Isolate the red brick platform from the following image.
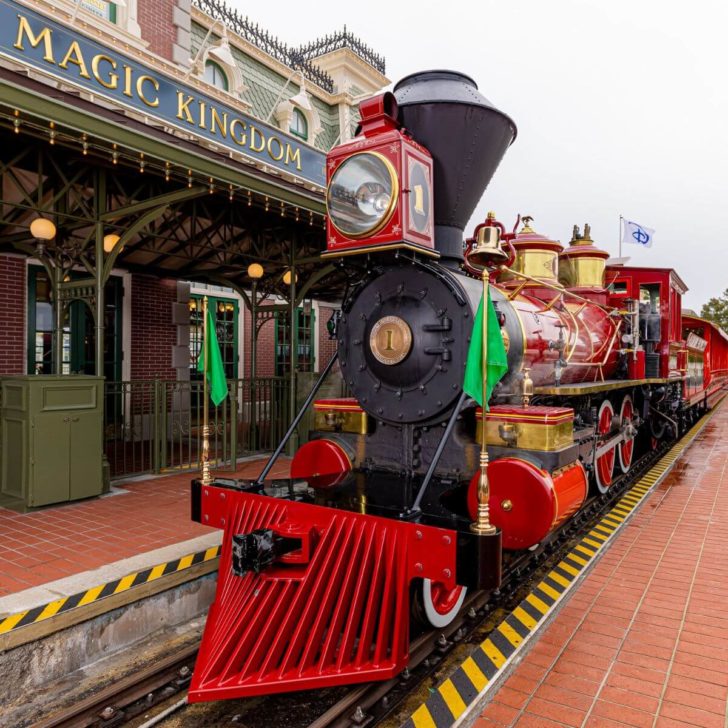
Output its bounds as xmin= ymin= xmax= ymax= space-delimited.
xmin=475 ymin=402 xmax=728 ymax=728
xmin=0 ymin=457 xmax=290 ymax=598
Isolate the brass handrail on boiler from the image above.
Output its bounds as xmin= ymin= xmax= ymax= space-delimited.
xmin=497 ymin=266 xmax=622 ymax=372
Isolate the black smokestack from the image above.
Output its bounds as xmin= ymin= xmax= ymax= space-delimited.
xmin=393 ymin=70 xmax=517 ymax=263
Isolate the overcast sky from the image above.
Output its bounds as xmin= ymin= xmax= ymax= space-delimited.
xmin=232 ymin=0 xmax=727 ymax=311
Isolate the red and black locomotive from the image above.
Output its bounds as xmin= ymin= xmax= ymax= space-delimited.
xmin=189 ymin=70 xmax=728 ymax=701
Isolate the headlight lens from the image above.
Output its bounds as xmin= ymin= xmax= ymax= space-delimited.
xmin=327 ymin=153 xmax=397 ymax=238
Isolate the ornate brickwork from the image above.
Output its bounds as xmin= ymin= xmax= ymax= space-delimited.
xmin=130 ymin=275 xmax=178 ymax=380
xmin=0 ymin=255 xmax=25 ymax=375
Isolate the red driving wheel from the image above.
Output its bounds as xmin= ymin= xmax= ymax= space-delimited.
xmin=618 ymin=395 xmax=635 ymax=474
xmin=594 ymin=400 xmax=616 ymax=493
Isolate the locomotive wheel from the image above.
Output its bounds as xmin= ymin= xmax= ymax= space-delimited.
xmin=617 ymin=395 xmax=635 ymax=474
xmin=411 ymin=579 xmax=467 ymax=628
xmin=594 ymin=400 xmax=616 ymax=493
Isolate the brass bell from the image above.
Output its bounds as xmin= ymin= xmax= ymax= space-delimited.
xmin=467 ymin=212 xmax=509 ymax=270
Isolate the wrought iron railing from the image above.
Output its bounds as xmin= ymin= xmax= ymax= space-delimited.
xmin=104 ymin=377 xmax=290 ymax=479
xmin=192 ymin=0 xmax=336 ymax=92
xmin=296 ymin=26 xmax=386 ymax=75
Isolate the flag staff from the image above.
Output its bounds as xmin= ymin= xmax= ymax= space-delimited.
xmin=619 ymin=215 xmax=623 ymax=259
xmin=473 ymin=263 xmax=496 ymax=535
xmin=201 ymin=295 xmax=212 ymax=486
xmin=465 ymin=213 xmax=508 ymax=535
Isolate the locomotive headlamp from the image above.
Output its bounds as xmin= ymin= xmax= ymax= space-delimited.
xmin=327 ymin=152 xmax=398 ymax=238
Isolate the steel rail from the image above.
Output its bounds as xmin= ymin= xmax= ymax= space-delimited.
xmin=34 ymin=417 xmax=691 ymax=728
xmin=34 ymin=644 xmax=199 ymax=728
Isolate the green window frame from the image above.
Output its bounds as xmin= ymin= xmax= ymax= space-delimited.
xmin=204 ymin=60 xmax=229 ymax=92
xmin=27 ymin=266 xmax=122 ymax=379
xmin=290 ymin=108 xmax=308 ymax=141
xmin=275 ymin=307 xmax=315 ymax=376
xmin=189 ymin=294 xmax=239 ymax=379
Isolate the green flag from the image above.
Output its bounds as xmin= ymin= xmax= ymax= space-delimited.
xmin=463 ymin=289 xmax=508 ymax=409
xmin=198 ymin=307 xmax=228 ymax=406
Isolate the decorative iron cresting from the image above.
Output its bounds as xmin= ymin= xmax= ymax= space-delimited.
xmin=193 ymin=0 xmax=386 ymax=91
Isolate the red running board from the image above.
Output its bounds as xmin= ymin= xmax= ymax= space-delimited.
xmin=188 ymin=488 xmax=457 ymax=701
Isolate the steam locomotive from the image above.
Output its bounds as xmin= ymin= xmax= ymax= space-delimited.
xmin=188 ymin=71 xmax=728 ymax=701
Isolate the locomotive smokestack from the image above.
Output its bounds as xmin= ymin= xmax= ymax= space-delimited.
xmin=393 ymin=70 xmax=517 ymax=263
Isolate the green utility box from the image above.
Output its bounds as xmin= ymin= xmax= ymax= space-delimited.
xmin=0 ymin=376 xmax=104 ymax=510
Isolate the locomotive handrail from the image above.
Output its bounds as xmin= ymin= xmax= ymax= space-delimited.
xmin=410 ymin=391 xmax=468 ymax=516
xmin=254 ymin=352 xmax=339 ymax=486
xmin=562 ymin=303 xmax=580 ymax=363
xmin=498 ymin=266 xmax=620 ymax=314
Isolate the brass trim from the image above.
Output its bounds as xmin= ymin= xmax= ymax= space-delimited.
xmin=321 ymin=242 xmax=440 ymax=259
xmin=500 ymin=266 xmax=617 ymax=313
xmin=534 ymin=377 xmax=681 ymax=396
xmin=314 ymin=410 xmax=368 ymax=435
xmin=369 ymin=315 xmax=413 ymax=365
xmin=326 ymin=150 xmax=400 ymax=240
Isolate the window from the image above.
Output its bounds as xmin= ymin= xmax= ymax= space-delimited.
xmin=276 ymin=308 xmax=314 ymax=376
xmin=608 ymin=279 xmax=629 ymax=295
xmin=79 ymin=0 xmax=117 ymax=23
xmin=204 ymin=60 xmax=229 ymax=92
xmin=290 ymin=108 xmax=308 ymax=140
xmin=189 ymin=295 xmax=238 ymax=379
xmin=27 ymin=266 xmax=122 ymax=378
xmin=639 ymin=284 xmax=661 ymax=314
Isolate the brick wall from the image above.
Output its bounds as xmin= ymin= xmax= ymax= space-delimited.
xmin=242 ymin=303 xmax=277 ymax=379
xmin=130 ymin=274 xmax=177 ymax=379
xmin=138 ymin=0 xmax=176 ymax=61
xmin=0 ymin=255 xmax=25 ymax=375
xmin=242 ymin=302 xmax=340 ymax=378
xmin=318 ymin=305 xmax=338 ymax=371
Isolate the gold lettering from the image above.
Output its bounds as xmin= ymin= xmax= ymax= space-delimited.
xmin=136 ymin=74 xmax=159 ymax=107
xmin=210 ymin=108 xmax=228 ymax=137
xmin=122 ymin=65 xmax=133 ymax=98
xmin=285 ymin=144 xmax=302 ymax=171
xmin=198 ymin=101 xmax=207 ymax=130
xmin=58 ymin=41 xmax=91 ymax=79
xmin=176 ymin=92 xmax=195 ymax=124
xmin=414 ymin=185 xmax=424 ymax=214
xmin=384 ymin=330 xmax=394 ymax=351
xmin=267 ymin=136 xmax=284 ymax=161
xmin=249 ymin=125 xmax=265 ymax=153
xmin=91 ymin=54 xmax=117 ymax=90
xmin=229 ymin=118 xmax=247 ymax=146
xmin=14 ymin=15 xmax=54 ymax=63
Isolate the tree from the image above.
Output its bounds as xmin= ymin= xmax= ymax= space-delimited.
xmin=700 ymin=288 xmax=728 ymax=331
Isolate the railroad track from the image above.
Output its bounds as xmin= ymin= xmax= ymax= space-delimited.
xmin=35 ymin=437 xmax=676 ymax=728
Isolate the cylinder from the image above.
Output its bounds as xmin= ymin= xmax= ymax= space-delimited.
xmin=290 ymin=438 xmax=353 ymax=488
xmin=467 ymin=458 xmax=587 ymax=550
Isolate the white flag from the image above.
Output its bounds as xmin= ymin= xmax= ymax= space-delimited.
xmin=622 ymin=219 xmax=654 ymax=248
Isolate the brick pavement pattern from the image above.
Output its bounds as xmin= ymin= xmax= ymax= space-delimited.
xmin=0 ymin=458 xmax=290 ymax=597
xmin=475 ymin=401 xmax=728 ymax=728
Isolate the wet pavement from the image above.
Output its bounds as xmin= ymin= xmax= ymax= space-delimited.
xmin=473 ymin=402 xmax=728 ymax=728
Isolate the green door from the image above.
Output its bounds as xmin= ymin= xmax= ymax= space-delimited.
xmin=31 ymin=412 xmax=70 ymax=506
xmin=69 ymin=411 xmax=103 ymax=500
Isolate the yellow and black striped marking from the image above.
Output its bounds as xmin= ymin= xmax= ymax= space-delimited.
xmin=403 ymin=408 xmax=718 ymax=728
xmin=0 ymin=546 xmax=220 ymax=635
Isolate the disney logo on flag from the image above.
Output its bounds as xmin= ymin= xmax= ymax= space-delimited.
xmin=622 ymin=219 xmax=655 ymax=248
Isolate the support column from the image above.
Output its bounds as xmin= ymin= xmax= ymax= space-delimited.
xmin=288 ymin=240 xmax=298 ymax=455
xmin=53 ymin=265 xmax=64 ymax=374
xmin=95 ymin=170 xmax=106 ymax=377
xmin=250 ymin=280 xmax=258 ymax=450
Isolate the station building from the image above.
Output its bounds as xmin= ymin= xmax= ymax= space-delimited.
xmin=0 ymin=0 xmax=388 ymax=501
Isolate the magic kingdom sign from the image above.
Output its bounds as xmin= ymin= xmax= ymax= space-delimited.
xmin=0 ymin=0 xmax=326 ymax=186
